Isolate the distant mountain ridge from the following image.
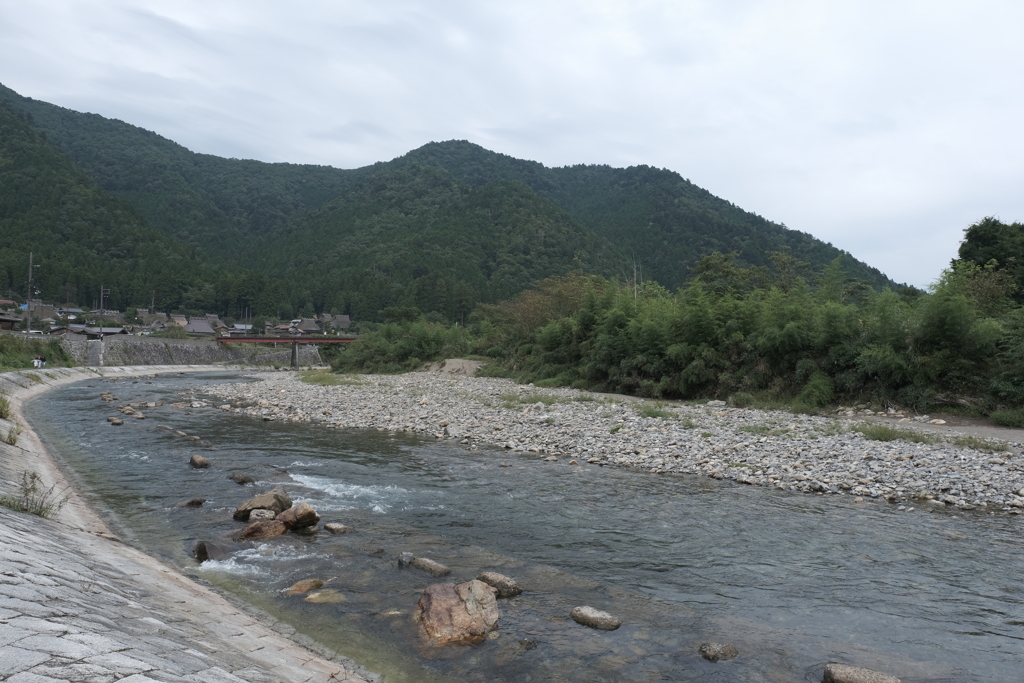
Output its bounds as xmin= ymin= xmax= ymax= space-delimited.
xmin=0 ymin=83 xmax=898 ymax=320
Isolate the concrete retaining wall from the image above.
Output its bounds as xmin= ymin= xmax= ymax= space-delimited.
xmin=57 ymin=335 xmax=321 ymax=367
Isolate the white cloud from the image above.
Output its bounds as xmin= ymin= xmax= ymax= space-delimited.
xmin=1 ymin=0 xmax=1022 ymax=286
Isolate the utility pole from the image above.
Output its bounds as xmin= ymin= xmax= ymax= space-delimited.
xmin=25 ymin=252 xmax=33 ymax=333
xmin=99 ymin=285 xmax=110 ymax=340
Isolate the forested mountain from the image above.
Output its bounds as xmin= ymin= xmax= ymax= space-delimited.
xmin=0 ymin=83 xmax=366 ymax=258
xmin=248 ymin=165 xmax=620 ymax=321
xmin=396 ymin=141 xmax=891 ymax=289
xmin=0 ymin=98 xmax=203 ymax=309
xmin=0 ymin=83 xmax=899 ymax=321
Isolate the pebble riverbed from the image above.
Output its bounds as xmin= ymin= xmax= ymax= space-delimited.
xmin=202 ymin=371 xmax=1024 ymax=513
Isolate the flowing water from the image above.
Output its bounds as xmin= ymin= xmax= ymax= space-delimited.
xmin=24 ymin=373 xmax=1024 ymax=682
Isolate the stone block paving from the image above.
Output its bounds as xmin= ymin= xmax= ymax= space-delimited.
xmin=0 ymin=507 xmax=377 ymax=683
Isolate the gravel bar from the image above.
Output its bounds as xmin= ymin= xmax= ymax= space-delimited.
xmin=205 ymin=371 xmax=1024 ymax=513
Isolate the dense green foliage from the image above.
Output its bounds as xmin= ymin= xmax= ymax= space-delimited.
xmin=331 ymin=320 xmax=473 ymax=373
xmin=334 ymin=247 xmax=1024 ymax=416
xmin=957 ymin=216 xmax=1024 ymax=303
xmin=0 ymin=334 xmax=73 ymax=370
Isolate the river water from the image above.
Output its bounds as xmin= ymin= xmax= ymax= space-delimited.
xmin=24 ymin=372 xmax=1024 ymax=682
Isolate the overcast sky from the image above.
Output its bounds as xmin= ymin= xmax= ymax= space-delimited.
xmin=2 ymin=1 xmax=1023 ymax=287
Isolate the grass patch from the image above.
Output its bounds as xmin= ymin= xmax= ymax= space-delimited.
xmin=738 ymin=424 xmax=772 ymax=435
xmin=636 ymin=402 xmax=675 ymax=419
xmin=852 ymin=423 xmax=937 ymax=444
xmin=701 ymin=432 xmax=715 ymax=438
xmin=21 ymin=372 xmax=41 ymax=384
xmin=0 ymin=471 xmax=69 ymax=518
xmin=298 ymin=369 xmax=363 ymax=386
xmin=990 ymin=409 xmax=1024 ymax=429
xmin=949 ymin=435 xmax=1010 ymax=452
xmin=501 ymin=393 xmax=563 ymax=406
xmin=4 ymin=421 xmax=21 ymax=446
xmin=609 ymin=425 xmax=622 ymax=434
xmin=0 ymin=391 xmax=10 ymax=420
xmin=679 ymin=417 xmax=697 ymax=429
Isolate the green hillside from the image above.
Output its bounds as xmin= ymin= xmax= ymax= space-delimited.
xmin=0 ymin=98 xmax=203 ymax=311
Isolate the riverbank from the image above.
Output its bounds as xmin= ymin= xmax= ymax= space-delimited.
xmin=0 ymin=365 xmax=377 ymax=683
xmin=205 ymin=369 xmax=1024 ymax=512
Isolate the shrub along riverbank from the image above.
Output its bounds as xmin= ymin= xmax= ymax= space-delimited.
xmin=332 ymin=232 xmax=1024 ymax=426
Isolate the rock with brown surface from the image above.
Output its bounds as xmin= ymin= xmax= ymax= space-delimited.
xmin=109 ymin=418 xmax=123 ymax=426
xmin=415 ymin=580 xmax=499 ymax=646
xmin=189 ymin=455 xmax=211 ymax=469
xmin=324 ymin=522 xmax=354 ymax=534
xmin=173 ymin=498 xmax=206 ymax=508
xmin=228 ymin=473 xmax=255 ymax=485
xmin=235 ymin=520 xmax=288 ymax=541
xmin=476 ymin=572 xmax=523 ymax=598
xmin=823 ymin=664 xmax=901 ymax=683
xmin=284 ymin=578 xmax=324 ymax=595
xmin=233 ymin=486 xmax=292 ymax=521
xmin=570 ymin=605 xmax=621 ymax=631
xmin=276 ymin=502 xmax=320 ymax=529
xmin=410 ymin=557 xmax=450 ymax=577
xmin=248 ymin=509 xmax=276 ymax=521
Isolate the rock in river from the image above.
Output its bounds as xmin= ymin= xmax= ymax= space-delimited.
xmin=284 ymin=578 xmax=324 ymax=595
xmin=477 ymin=571 xmax=523 ymax=598
xmin=173 ymin=498 xmax=206 ymax=508
xmin=233 ymin=486 xmax=293 ymax=521
xmin=248 ymin=509 xmax=276 ymax=521
xmin=699 ymin=642 xmax=738 ymax=662
xmin=234 ymin=520 xmax=288 ymax=542
xmin=325 ymin=522 xmax=354 ymax=534
xmin=189 ymin=455 xmax=211 ymax=469
xmin=276 ymin=502 xmax=320 ymax=529
xmin=228 ymin=473 xmax=254 ymax=485
xmin=570 ymin=606 xmax=621 ymax=631
xmin=193 ymin=541 xmax=227 ymax=563
xmin=416 ymin=580 xmax=500 ymax=646
xmin=410 ymin=557 xmax=451 ymax=577
xmin=823 ymin=664 xmax=901 ymax=683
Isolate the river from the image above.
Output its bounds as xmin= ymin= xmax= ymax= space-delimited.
xmin=24 ymin=372 xmax=1024 ymax=682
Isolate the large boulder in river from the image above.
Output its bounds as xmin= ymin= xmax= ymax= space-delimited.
xmin=276 ymin=502 xmax=320 ymax=530
xmin=823 ymin=664 xmax=901 ymax=683
xmin=234 ymin=520 xmax=288 ymax=542
xmin=570 ymin=605 xmax=621 ymax=631
xmin=248 ymin=509 xmax=276 ymax=521
xmin=476 ymin=572 xmax=522 ymax=598
xmin=233 ymin=486 xmax=292 ymax=521
xmin=415 ymin=580 xmax=499 ymax=646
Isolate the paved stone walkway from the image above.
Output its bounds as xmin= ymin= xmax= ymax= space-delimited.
xmin=0 ymin=366 xmax=376 ymax=683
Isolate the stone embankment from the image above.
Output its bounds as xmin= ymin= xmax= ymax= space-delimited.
xmin=206 ymin=370 xmax=1024 ymax=512
xmin=0 ymin=366 xmax=376 ymax=683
